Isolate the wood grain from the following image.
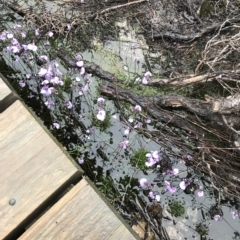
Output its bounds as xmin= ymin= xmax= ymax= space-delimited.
xmin=19 ymin=179 xmax=136 ymax=240
xmin=0 ymin=100 xmax=80 ymax=239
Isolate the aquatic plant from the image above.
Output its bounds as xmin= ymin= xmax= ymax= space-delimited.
xmin=168 ymin=200 xmax=185 ymax=217
xmin=130 ymin=148 xmax=148 ymax=170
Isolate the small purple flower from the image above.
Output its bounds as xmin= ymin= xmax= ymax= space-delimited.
xmin=45 ymin=100 xmax=54 ymax=108
xmin=134 ymin=105 xmax=141 ymax=112
xmin=76 ymin=61 xmax=83 ymax=67
xmin=145 ymin=151 xmax=160 ymax=167
xmin=145 ymin=119 xmax=151 ymax=123
xmin=167 ymin=168 xmax=179 ymax=175
xmin=35 ymin=28 xmax=39 ymax=36
xmin=77 ymin=157 xmax=84 ymax=164
xmin=155 ymin=195 xmax=161 ymax=202
xmin=231 ymin=210 xmax=238 ymax=219
xmin=97 ymin=97 xmax=105 ymax=104
xmin=80 ymin=67 xmax=85 ymax=75
xmin=139 ymin=178 xmax=148 ymax=188
xmin=53 ymin=123 xmax=60 ymax=129
xmin=67 ymin=101 xmax=73 ymax=109
xmin=38 ymin=68 xmax=48 ymax=77
xmin=21 ymin=32 xmax=26 ymax=38
xmin=134 ymin=121 xmax=142 ymax=129
xmin=124 ymin=127 xmax=130 ymax=135
xmin=179 ymin=180 xmax=188 ymax=190
xmin=40 ymin=86 xmax=55 ymax=96
xmin=119 ymin=140 xmax=129 ymax=149
xmin=97 ymin=109 xmax=106 ymax=121
xmin=142 ymin=71 xmax=152 ymax=85
xmin=27 ymin=43 xmax=37 ymax=51
xmin=149 ymin=191 xmax=155 ymax=199
xmin=214 ymin=215 xmax=221 ymax=221
xmin=7 ymin=45 xmax=20 ymax=53
xmin=12 ymin=24 xmax=21 ymax=29
xmin=47 ymin=31 xmax=54 ymax=37
xmin=75 ymin=54 xmax=82 ymax=61
xmin=39 ymin=55 xmax=48 ymax=61
xmin=134 ymin=56 xmax=140 ymax=62
xmin=197 ymin=187 xmax=204 ymax=197
xmin=67 ymin=24 xmax=71 ymax=31
xmin=7 ymin=32 xmax=14 ymax=39
xmin=128 ymin=118 xmax=134 ymax=123
xmin=19 ymin=80 xmax=26 ymax=88
xmin=11 ymin=38 xmax=18 ymax=45
xmin=165 ymin=181 xmax=176 ymax=193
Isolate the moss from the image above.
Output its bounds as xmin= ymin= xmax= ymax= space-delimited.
xmin=195 ymin=222 xmax=209 ymax=236
xmin=130 ymin=148 xmax=148 ymax=170
xmin=168 ymin=200 xmax=185 ymax=217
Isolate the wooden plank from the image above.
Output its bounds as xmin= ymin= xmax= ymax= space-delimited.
xmin=0 ymin=75 xmax=17 ymax=112
xmin=0 ymin=100 xmax=81 ymax=239
xmin=19 ymin=179 xmax=137 ymax=240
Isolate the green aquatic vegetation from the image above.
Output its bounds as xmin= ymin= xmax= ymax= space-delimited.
xmin=195 ymin=222 xmax=209 ymax=236
xmin=130 ymin=148 xmax=148 ymax=170
xmin=168 ymin=200 xmax=185 ymax=217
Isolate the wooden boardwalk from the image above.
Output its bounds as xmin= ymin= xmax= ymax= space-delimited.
xmin=0 ymin=75 xmax=138 ymax=240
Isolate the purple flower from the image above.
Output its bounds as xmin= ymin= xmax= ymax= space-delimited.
xmin=27 ymin=43 xmax=37 ymax=51
xmin=97 ymin=109 xmax=106 ymax=121
xmin=77 ymin=157 xmax=84 ymax=164
xmin=76 ymin=61 xmax=83 ymax=67
xmin=11 ymin=38 xmax=18 ymax=45
xmin=67 ymin=24 xmax=71 ymax=31
xmin=197 ymin=187 xmax=204 ymax=197
xmin=47 ymin=31 xmax=54 ymax=37
xmin=80 ymin=67 xmax=85 ymax=75
xmin=39 ymin=55 xmax=48 ymax=61
xmin=167 ymin=168 xmax=179 ymax=175
xmin=145 ymin=151 xmax=160 ymax=167
xmin=53 ymin=123 xmax=60 ymax=129
xmin=145 ymin=119 xmax=151 ymax=123
xmin=45 ymin=100 xmax=54 ymax=108
xmin=124 ymin=127 xmax=130 ymax=135
xmin=97 ymin=97 xmax=105 ymax=104
xmin=40 ymin=86 xmax=55 ymax=96
xmin=7 ymin=45 xmax=20 ymax=53
xmin=139 ymin=178 xmax=148 ymax=188
xmin=179 ymin=180 xmax=188 ymax=190
xmin=165 ymin=181 xmax=176 ymax=193
xmin=155 ymin=195 xmax=161 ymax=202
xmin=75 ymin=54 xmax=82 ymax=61
xmin=7 ymin=32 xmax=14 ymax=39
xmin=119 ymin=140 xmax=129 ymax=149
xmin=12 ymin=24 xmax=21 ymax=29
xmin=134 ymin=56 xmax=140 ymax=62
xmin=142 ymin=71 xmax=152 ymax=84
xmin=214 ymin=215 xmax=221 ymax=221
xmin=35 ymin=28 xmax=40 ymax=36
xmin=67 ymin=101 xmax=73 ymax=109
xmin=38 ymin=68 xmax=48 ymax=77
xmin=134 ymin=121 xmax=142 ymax=129
xmin=149 ymin=191 xmax=155 ymax=199
xmin=19 ymin=80 xmax=26 ymax=88
xmin=21 ymin=32 xmax=26 ymax=38
xmin=231 ymin=210 xmax=238 ymax=219
xmin=134 ymin=105 xmax=141 ymax=112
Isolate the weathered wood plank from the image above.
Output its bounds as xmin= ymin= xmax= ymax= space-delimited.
xmin=0 ymin=100 xmax=81 ymax=239
xmin=0 ymin=75 xmax=17 ymax=112
xmin=19 ymin=178 xmax=137 ymax=240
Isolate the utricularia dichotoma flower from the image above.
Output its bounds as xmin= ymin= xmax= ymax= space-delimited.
xmin=96 ymin=97 xmax=106 ymax=121
xmin=145 ymin=151 xmax=161 ymax=167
